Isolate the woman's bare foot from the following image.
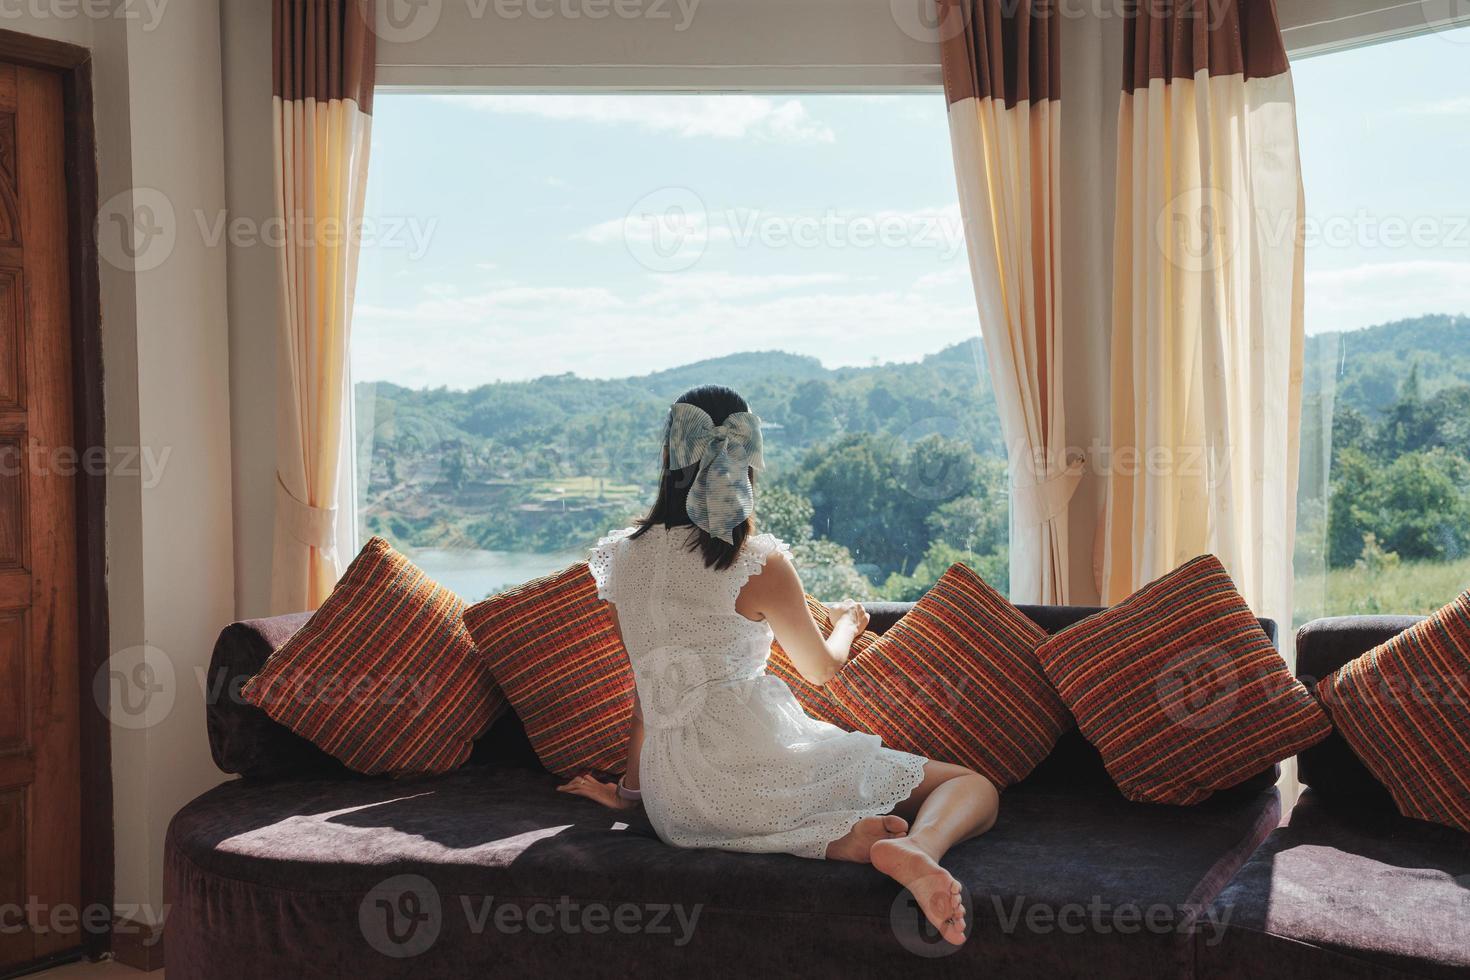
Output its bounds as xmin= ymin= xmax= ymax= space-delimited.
xmin=870 ymin=837 xmax=966 ymax=945
xmin=825 ymin=814 xmax=909 ymax=863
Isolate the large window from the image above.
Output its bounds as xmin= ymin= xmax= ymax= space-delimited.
xmin=1292 ymin=25 xmax=1470 ymax=625
xmin=353 ymin=93 xmax=1007 ymax=601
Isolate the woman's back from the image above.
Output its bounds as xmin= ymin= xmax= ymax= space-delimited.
xmin=591 ymin=524 xmax=789 ymax=687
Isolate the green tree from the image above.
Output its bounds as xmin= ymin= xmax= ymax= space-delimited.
xmin=798 ymin=433 xmax=915 ymax=580
xmin=1330 ymin=447 xmax=1470 ymax=566
xmin=758 ymin=483 xmax=816 ymax=543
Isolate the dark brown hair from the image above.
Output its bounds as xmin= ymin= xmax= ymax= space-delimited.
xmin=630 ymin=385 xmax=754 ymax=570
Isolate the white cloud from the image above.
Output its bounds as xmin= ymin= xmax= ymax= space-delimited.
xmin=351 ymin=273 xmax=979 ymax=389
xmin=1305 ymin=260 xmax=1470 ymax=335
xmin=437 ymin=94 xmax=835 ymax=144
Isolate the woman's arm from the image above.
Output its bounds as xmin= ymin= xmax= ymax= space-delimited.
xmin=737 ymin=551 xmax=868 ymax=687
xmin=622 ymin=690 xmax=644 ymax=792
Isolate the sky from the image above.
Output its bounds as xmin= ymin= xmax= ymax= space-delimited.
xmin=353 ymin=26 xmax=1470 ymax=391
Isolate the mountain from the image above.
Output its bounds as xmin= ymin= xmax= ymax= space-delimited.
xmin=1304 ymin=313 xmax=1470 ymax=416
xmin=640 ymin=350 xmax=830 ymax=400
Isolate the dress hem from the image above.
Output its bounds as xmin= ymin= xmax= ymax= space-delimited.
xmin=795 ymin=752 xmax=930 ymax=861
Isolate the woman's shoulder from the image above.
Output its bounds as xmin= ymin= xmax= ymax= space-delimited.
xmin=736 ymin=532 xmax=793 ymax=574
xmin=587 ymin=525 xmax=640 ymax=600
xmin=592 ymin=525 xmax=640 ymax=552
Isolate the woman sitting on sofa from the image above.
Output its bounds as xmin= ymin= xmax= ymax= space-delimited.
xmin=557 ymin=384 xmax=999 ymax=945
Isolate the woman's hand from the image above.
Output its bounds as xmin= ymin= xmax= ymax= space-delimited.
xmin=556 ymin=773 xmax=638 ymax=810
xmin=828 ymin=599 xmax=870 ymax=634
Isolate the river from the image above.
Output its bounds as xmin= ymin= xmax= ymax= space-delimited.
xmin=408 ymin=546 xmax=585 ymax=602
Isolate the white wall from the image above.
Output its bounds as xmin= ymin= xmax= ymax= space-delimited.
xmin=0 ymin=0 xmax=237 ymax=927
xmin=376 ymin=0 xmax=942 ymax=88
xmin=117 ymin=0 xmax=236 ymax=925
xmin=220 ymin=0 xmax=277 ymax=621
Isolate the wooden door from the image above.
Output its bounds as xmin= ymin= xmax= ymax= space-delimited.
xmin=0 ymin=60 xmax=81 ymax=972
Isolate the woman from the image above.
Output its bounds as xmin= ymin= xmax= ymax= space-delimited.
xmin=558 ymin=384 xmax=998 ymax=944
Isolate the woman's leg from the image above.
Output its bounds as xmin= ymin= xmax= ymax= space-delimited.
xmin=824 ymin=814 xmax=909 ymax=862
xmin=872 ymin=761 xmax=999 ymax=945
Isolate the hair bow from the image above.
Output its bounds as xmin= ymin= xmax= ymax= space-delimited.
xmin=666 ymin=403 xmax=764 ymax=543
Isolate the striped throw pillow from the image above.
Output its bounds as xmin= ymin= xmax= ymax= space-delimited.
xmin=826 ymin=563 xmax=1071 ymax=788
xmin=1036 ymin=555 xmax=1330 ymax=805
xmin=241 ymin=537 xmax=504 ymax=776
xmin=1316 ymin=590 xmax=1470 ymax=832
xmin=464 ymin=562 xmax=635 ymax=777
xmin=767 ymin=594 xmax=874 ymax=729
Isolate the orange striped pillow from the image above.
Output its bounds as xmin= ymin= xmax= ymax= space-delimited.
xmin=826 ymin=564 xmax=1071 ymax=788
xmin=767 ymin=594 xmax=874 ymax=729
xmin=1036 ymin=555 xmax=1330 ymax=805
xmin=464 ymin=562 xmax=634 ymax=777
xmin=241 ymin=537 xmax=504 ymax=776
xmin=1316 ymin=590 xmax=1470 ymax=832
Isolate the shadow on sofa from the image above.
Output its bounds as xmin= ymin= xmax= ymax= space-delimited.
xmin=166 ymin=604 xmax=1293 ymax=979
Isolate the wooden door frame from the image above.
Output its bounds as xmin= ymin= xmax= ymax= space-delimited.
xmin=0 ymin=28 xmax=109 ymax=963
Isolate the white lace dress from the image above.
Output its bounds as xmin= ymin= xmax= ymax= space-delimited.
xmin=589 ymin=525 xmax=928 ymax=859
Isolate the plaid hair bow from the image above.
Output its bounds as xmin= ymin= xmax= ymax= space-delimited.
xmin=666 ymin=403 xmax=764 ymax=543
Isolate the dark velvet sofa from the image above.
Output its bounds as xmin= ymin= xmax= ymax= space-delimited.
xmin=162 ymin=605 xmax=1462 ymax=979
xmin=1200 ymin=616 xmax=1470 ymax=980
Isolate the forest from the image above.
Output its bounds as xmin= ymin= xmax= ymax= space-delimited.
xmin=356 ymin=313 xmax=1470 ymax=612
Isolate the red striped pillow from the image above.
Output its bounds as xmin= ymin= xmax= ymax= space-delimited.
xmin=1316 ymin=590 xmax=1470 ymax=832
xmin=1036 ymin=555 xmax=1329 ymax=805
xmin=241 ymin=537 xmax=504 ymax=776
xmin=464 ymin=562 xmax=634 ymax=777
xmin=826 ymin=564 xmax=1071 ymax=788
xmin=767 ymin=594 xmax=873 ymax=729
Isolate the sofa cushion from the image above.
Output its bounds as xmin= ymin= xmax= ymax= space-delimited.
xmin=208 ymin=611 xmax=344 ymax=779
xmin=464 ymin=562 xmax=634 ymax=777
xmin=165 ymin=766 xmax=1281 ymax=979
xmin=1316 ymin=590 xmax=1470 ymax=833
xmin=240 ymin=538 xmax=503 ymax=776
xmin=826 ymin=563 xmax=1072 ymax=788
xmin=1201 ymin=789 xmax=1470 ymax=980
xmin=1036 ymin=555 xmax=1330 ymax=804
xmin=207 ymin=602 xmax=1280 ymax=792
xmin=1295 ymin=615 xmax=1422 ymax=803
xmin=766 ymin=593 xmax=873 ymax=729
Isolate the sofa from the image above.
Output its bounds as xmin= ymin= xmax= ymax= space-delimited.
xmin=163 ymin=606 xmax=1466 ymax=979
xmin=1200 ymin=616 xmax=1470 ymax=980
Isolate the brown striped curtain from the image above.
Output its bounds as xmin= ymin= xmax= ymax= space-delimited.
xmin=1100 ymin=0 xmax=1305 ymax=641
xmin=940 ymin=0 xmax=1078 ymax=604
xmin=270 ymin=0 xmax=376 ymax=613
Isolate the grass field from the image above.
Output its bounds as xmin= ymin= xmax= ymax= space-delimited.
xmin=1294 ymin=556 xmax=1470 ymax=626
